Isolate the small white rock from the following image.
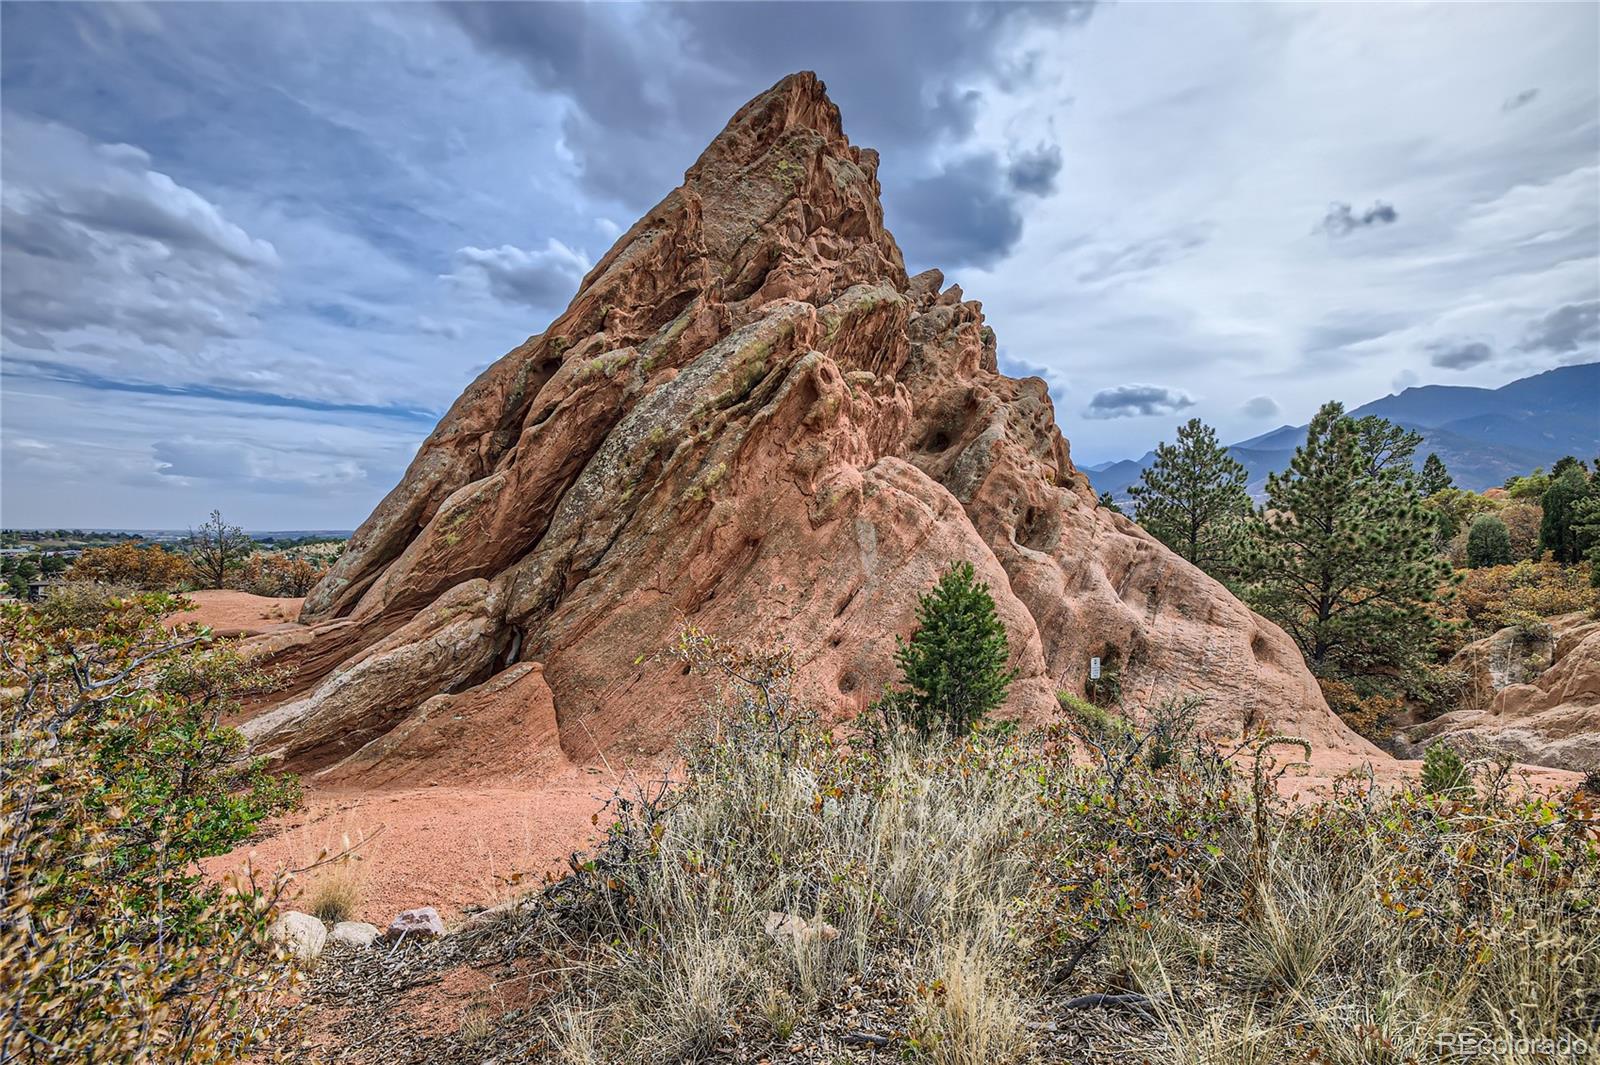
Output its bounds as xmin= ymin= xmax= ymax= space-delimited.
xmin=330 ymin=920 xmax=381 ymax=948
xmin=268 ymin=910 xmax=327 ymax=962
xmin=384 ymin=906 xmax=446 ymax=941
xmin=764 ymin=910 xmax=840 ymax=947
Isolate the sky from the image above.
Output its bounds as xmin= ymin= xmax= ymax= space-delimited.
xmin=2 ymin=2 xmax=1596 ymax=528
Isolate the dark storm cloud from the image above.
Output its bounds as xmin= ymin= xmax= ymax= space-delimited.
xmin=1083 ymin=383 xmax=1196 ymax=420
xmin=1425 ymin=338 xmax=1494 ymax=370
xmin=1319 ymin=200 xmax=1398 ymax=237
xmin=1517 ymin=300 xmax=1600 ymax=354
xmin=1007 ymin=144 xmax=1064 ymax=195
xmin=892 ymin=153 xmax=1025 ymax=270
xmin=438 ymin=1 xmax=1088 ymax=266
xmin=1502 ymin=88 xmax=1540 ymax=112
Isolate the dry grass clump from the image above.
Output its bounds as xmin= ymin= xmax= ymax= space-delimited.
xmin=483 ymin=634 xmax=1599 ymax=1064
xmin=306 ymin=863 xmax=363 ymax=926
xmin=905 ymin=919 xmax=1029 ymax=1065
xmin=301 ymin=828 xmax=372 ymax=925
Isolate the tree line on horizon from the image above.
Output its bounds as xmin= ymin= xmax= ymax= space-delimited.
xmin=1 ymin=511 xmax=337 ymax=600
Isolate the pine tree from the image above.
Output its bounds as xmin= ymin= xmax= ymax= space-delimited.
xmin=1351 ymin=416 xmax=1423 ymax=484
xmin=1539 ymin=467 xmax=1593 ymax=564
xmin=1097 ymin=491 xmax=1123 ymax=515
xmin=1571 ymin=492 xmax=1600 ymax=587
xmin=1129 ymin=418 xmax=1251 ymax=577
xmin=883 ymin=561 xmax=1016 ymax=738
xmin=1465 ymin=514 xmax=1512 ymax=568
xmin=1418 ymin=453 xmax=1453 ymax=496
xmin=1239 ymin=403 xmax=1446 ymax=688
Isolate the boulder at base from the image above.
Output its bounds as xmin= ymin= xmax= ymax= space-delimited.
xmin=331 ymin=921 xmax=381 ymax=949
xmin=240 ymin=71 xmax=1381 ymax=786
xmin=268 ymin=911 xmax=327 ymax=963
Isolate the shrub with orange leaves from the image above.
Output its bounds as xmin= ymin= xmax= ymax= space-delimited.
xmin=1442 ymin=558 xmax=1599 ymax=639
xmin=66 ymin=542 xmax=192 ymax=590
xmin=229 ymin=553 xmax=327 ymax=597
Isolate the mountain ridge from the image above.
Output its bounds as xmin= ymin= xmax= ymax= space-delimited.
xmin=1092 ymin=362 xmax=1599 ymax=501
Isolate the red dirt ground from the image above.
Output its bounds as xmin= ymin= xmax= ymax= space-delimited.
xmin=169 ymin=589 xmax=304 ymax=637
xmin=206 ymin=763 xmax=658 ymax=924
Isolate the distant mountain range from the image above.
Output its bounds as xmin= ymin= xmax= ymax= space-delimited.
xmin=1087 ymin=362 xmax=1600 ymax=501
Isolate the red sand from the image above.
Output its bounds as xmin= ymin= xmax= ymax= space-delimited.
xmin=169 ymin=589 xmax=304 ymax=637
xmin=208 ymin=765 xmax=629 ymax=924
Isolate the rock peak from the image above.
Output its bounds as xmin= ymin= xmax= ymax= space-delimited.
xmin=251 ymin=73 xmax=1378 ymax=786
xmin=700 ymin=71 xmax=843 ymax=154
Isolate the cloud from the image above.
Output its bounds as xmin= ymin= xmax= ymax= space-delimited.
xmin=1083 ymin=383 xmax=1196 ymax=420
xmin=1319 ymin=200 xmax=1398 ymax=237
xmin=446 ymin=240 xmax=590 ymax=310
xmin=4 ymin=2 xmax=1598 ymax=521
xmin=1502 ymin=88 xmax=1539 ymax=112
xmin=1075 ymin=227 xmax=1210 ymax=285
xmin=1301 ymin=310 xmax=1411 ymax=353
xmin=439 ymin=2 xmax=1091 ymax=266
xmin=997 ymin=350 xmax=1070 ymax=401
xmin=1517 ymin=300 xmax=1600 ymax=354
xmin=1392 ymin=370 xmax=1420 ymax=392
xmin=5 ymin=356 xmax=440 ymax=423
xmin=1426 ymin=338 xmax=1495 ymax=369
xmin=1006 ymin=144 xmax=1063 ymax=195
xmin=1240 ymin=395 xmax=1280 ymax=418
xmin=416 ymin=315 xmax=465 ymax=340
xmin=153 ymin=435 xmax=367 ymax=492
xmin=1 ymin=112 xmax=278 ymax=350
xmin=892 ymin=153 xmax=1026 ymax=269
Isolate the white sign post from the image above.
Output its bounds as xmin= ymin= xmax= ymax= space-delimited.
xmin=1089 ymin=657 xmax=1101 ymax=680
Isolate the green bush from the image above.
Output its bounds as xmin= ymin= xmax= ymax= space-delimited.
xmin=1057 ymin=690 xmax=1130 ymax=742
xmin=1420 ymin=741 xmax=1468 ymax=796
xmin=1 ymin=593 xmax=301 ymax=1061
xmin=876 ymin=561 xmax=1016 ymax=738
xmin=1465 ymin=514 xmax=1512 ymax=568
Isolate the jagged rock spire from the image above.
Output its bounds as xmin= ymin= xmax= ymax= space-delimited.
xmin=248 ymin=73 xmax=1378 ymax=783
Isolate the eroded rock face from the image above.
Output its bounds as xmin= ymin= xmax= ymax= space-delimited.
xmin=246 ymin=71 xmax=1378 ymax=782
xmin=1401 ymin=613 xmax=1600 ymax=772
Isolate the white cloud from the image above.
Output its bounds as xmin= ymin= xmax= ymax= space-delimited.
xmin=964 ymin=2 xmax=1598 ymax=460
xmin=446 ymin=239 xmax=590 ymax=310
xmin=1 ymin=112 xmax=278 ymax=351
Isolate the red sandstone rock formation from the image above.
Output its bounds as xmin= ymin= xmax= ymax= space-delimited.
xmin=243 ymin=72 xmax=1380 ymax=781
xmin=1400 ymin=612 xmax=1600 ymax=772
